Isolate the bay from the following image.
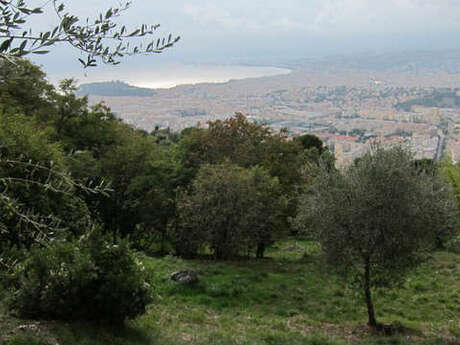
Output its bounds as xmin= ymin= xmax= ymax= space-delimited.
xmin=74 ymin=63 xmax=291 ymax=90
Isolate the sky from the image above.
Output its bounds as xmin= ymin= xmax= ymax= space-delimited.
xmin=21 ymin=0 xmax=460 ymax=82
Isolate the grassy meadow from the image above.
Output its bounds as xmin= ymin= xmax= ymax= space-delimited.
xmin=1 ymin=239 xmax=459 ymax=345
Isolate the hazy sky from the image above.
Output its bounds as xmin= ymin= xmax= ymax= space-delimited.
xmin=23 ymin=0 xmax=460 ymax=80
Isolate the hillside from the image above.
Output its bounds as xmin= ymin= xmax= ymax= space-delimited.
xmin=1 ymin=239 xmax=459 ymax=345
xmin=285 ymin=50 xmax=460 ymax=74
xmin=77 ymin=81 xmax=156 ymax=97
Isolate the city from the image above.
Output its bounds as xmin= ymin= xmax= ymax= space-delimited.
xmin=84 ymin=51 xmax=460 ymax=166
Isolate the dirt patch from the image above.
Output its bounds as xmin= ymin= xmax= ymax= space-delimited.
xmin=285 ymin=317 xmax=447 ymax=344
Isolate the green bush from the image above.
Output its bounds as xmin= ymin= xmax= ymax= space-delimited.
xmin=445 ymin=233 xmax=460 ymax=253
xmin=8 ymin=234 xmax=152 ymax=324
xmin=0 ymin=244 xmax=26 ymax=291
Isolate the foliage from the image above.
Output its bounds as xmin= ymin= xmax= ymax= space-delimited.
xmin=413 ymin=158 xmax=437 ymax=176
xmin=96 ymin=125 xmax=180 ymax=242
xmin=5 ymin=334 xmax=50 ymax=345
xmin=0 ymin=58 xmax=185 ymax=254
xmin=177 ymin=113 xmax=305 ymax=189
xmin=178 ymin=113 xmax=272 ymax=169
xmin=77 ymin=81 xmax=156 ymax=97
xmin=0 ymin=243 xmax=25 ymax=288
xmin=294 ymin=134 xmax=325 ymax=154
xmin=294 ymin=145 xmax=458 ymax=327
xmin=176 ymin=113 xmax=308 ymax=235
xmin=124 ymin=151 xmax=182 ymax=253
xmin=0 ymin=0 xmax=179 ymax=67
xmin=395 ymin=89 xmax=460 ymax=111
xmin=0 ymin=57 xmax=120 ymax=152
xmin=441 ymin=159 xmax=460 ymax=213
xmin=0 ymin=59 xmax=54 ymax=117
xmin=7 ymin=232 xmax=152 ymax=323
xmin=0 ymin=111 xmax=101 ymax=247
xmin=440 ymin=159 xmax=460 ymax=252
xmin=174 ymin=163 xmax=285 ymax=259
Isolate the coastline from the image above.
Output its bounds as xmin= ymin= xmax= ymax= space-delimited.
xmin=87 ymin=64 xmax=292 ymax=90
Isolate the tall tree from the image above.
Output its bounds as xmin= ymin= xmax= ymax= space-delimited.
xmin=177 ymin=113 xmax=306 ymax=229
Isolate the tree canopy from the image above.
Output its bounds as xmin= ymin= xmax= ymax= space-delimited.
xmin=294 ymin=145 xmax=458 ymax=328
xmin=174 ymin=163 xmax=286 ymax=259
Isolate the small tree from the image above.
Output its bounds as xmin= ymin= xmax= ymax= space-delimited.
xmin=174 ymin=163 xmax=285 ymax=259
xmin=294 ymin=145 xmax=458 ymax=328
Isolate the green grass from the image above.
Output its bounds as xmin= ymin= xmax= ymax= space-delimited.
xmin=5 ymin=335 xmax=49 ymax=345
xmin=1 ymin=239 xmax=459 ymax=345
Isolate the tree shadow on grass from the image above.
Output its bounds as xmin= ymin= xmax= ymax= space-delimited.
xmin=52 ymin=320 xmax=162 ymax=345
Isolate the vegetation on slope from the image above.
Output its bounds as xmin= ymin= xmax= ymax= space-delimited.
xmin=77 ymin=81 xmax=156 ymax=98
xmin=0 ymin=33 xmax=459 ymax=345
xmin=1 ymin=239 xmax=459 ymax=345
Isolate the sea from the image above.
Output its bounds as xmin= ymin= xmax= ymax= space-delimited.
xmin=70 ymin=63 xmax=291 ymax=90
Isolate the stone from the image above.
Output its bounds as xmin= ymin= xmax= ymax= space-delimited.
xmin=170 ymin=269 xmax=199 ymax=285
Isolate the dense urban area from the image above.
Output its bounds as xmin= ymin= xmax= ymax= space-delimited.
xmin=82 ymin=51 xmax=460 ymax=166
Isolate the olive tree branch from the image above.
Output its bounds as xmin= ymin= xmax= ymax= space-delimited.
xmin=0 ymin=0 xmax=180 ymax=67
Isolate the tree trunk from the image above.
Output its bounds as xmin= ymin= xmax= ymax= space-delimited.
xmin=215 ymin=245 xmax=223 ymax=260
xmin=256 ymin=242 xmax=265 ymax=259
xmin=160 ymin=229 xmax=166 ymax=255
xmin=364 ymin=259 xmax=377 ymax=328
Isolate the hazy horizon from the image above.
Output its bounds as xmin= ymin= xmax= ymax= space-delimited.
xmin=21 ymin=0 xmax=460 ymax=82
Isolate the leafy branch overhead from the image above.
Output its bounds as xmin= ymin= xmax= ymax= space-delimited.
xmin=0 ymin=0 xmax=180 ymax=67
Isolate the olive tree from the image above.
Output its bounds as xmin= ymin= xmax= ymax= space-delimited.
xmin=294 ymin=145 xmax=458 ymax=328
xmin=0 ymin=0 xmax=179 ymax=67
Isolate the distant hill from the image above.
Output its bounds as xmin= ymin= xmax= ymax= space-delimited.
xmin=287 ymin=50 xmax=460 ymax=74
xmin=77 ymin=81 xmax=155 ymax=97
xmin=395 ymin=88 xmax=460 ymax=111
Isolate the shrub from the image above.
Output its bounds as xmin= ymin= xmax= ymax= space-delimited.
xmin=445 ymin=233 xmax=460 ymax=253
xmin=0 ymin=244 xmax=26 ymax=289
xmin=8 ymin=233 xmax=152 ymax=324
xmin=6 ymin=334 xmax=50 ymax=345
